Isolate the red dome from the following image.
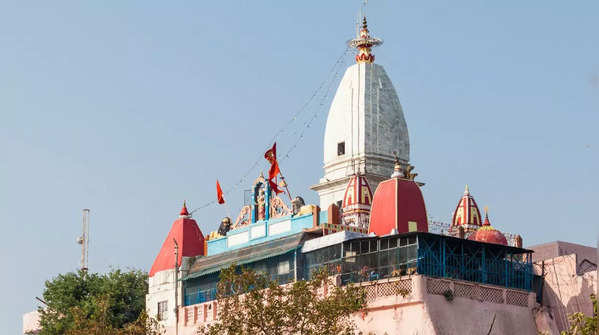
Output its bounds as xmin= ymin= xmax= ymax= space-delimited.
xmin=451 ymin=185 xmax=482 ymax=229
xmin=369 ymin=176 xmax=428 ymax=236
xmin=468 ymin=212 xmax=507 ymax=246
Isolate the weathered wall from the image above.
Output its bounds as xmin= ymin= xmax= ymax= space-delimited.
xmin=534 ymin=253 xmax=597 ymax=332
xmin=353 ymin=276 xmax=538 ymax=335
xmin=147 ymin=267 xmax=183 ymax=334
xmin=174 ymin=275 xmax=541 ymax=335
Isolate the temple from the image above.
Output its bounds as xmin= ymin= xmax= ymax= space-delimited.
xmin=142 ymin=16 xmax=595 ymax=335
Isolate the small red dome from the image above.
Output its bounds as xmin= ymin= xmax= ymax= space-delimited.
xmin=451 ymin=185 xmax=482 ymax=229
xmin=179 ymin=201 xmax=189 ymax=217
xmin=369 ymin=176 xmax=428 ymax=236
xmin=468 ymin=211 xmax=507 ymax=246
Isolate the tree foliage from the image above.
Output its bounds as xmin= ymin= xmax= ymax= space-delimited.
xmin=198 ymin=265 xmax=367 ymax=335
xmin=39 ymin=269 xmax=158 ymax=335
xmin=67 ymin=295 xmax=162 ymax=335
xmin=561 ymin=294 xmax=598 ymax=335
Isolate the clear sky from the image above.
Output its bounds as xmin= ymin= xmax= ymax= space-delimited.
xmin=1 ymin=1 xmax=598 ymax=333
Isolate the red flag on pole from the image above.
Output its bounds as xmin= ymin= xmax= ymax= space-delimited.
xmin=264 ymin=142 xmax=277 ymax=164
xmin=269 ymin=179 xmax=284 ymax=194
xmin=265 ymin=143 xmax=280 ymax=179
xmin=216 ymin=180 xmax=225 ymax=204
xmin=268 ymin=160 xmax=280 ymax=180
xmin=264 ymin=142 xmax=289 ymax=198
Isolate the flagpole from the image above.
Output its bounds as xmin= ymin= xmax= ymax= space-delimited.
xmin=223 ymin=200 xmax=232 ymax=219
xmin=264 ymin=142 xmax=292 ymax=202
xmin=278 ymin=170 xmax=293 ymax=202
xmin=216 ymin=180 xmax=231 ymax=219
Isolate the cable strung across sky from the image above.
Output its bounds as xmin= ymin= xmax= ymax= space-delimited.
xmin=190 ymin=46 xmax=352 ymax=214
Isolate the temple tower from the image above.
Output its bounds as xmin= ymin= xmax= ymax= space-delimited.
xmin=311 ymin=17 xmax=410 ymax=209
xmin=450 ymin=185 xmax=483 ymax=237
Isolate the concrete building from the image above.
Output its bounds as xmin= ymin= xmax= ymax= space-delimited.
xmin=530 ymin=241 xmax=597 ymax=333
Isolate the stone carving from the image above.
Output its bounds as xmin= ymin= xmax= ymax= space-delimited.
xmin=232 ymin=205 xmax=251 ymax=229
xmin=270 ymin=195 xmax=291 ymax=218
xmin=218 ymin=217 xmax=232 ymax=236
xmin=257 ymin=188 xmax=266 ymax=221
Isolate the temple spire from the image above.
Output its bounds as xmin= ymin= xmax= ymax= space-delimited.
xmin=179 ymin=201 xmax=189 ymax=217
xmin=483 ymin=206 xmax=490 ymax=226
xmin=349 ymin=16 xmax=383 ymax=63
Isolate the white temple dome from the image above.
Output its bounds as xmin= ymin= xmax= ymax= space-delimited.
xmin=312 ymin=17 xmax=411 ymax=210
xmin=323 ymin=62 xmax=409 ymax=180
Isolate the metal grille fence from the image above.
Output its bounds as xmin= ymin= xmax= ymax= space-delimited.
xmin=454 ymin=282 xmax=478 ymax=300
xmin=481 ymin=286 xmax=504 ymax=304
xmin=427 ymin=278 xmax=451 ymax=295
xmin=506 ymin=290 xmax=529 ymax=307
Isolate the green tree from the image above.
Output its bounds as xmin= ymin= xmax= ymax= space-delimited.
xmin=198 ymin=266 xmax=367 ymax=335
xmin=67 ymin=295 xmax=162 ymax=335
xmin=561 ymin=294 xmax=598 ymax=335
xmin=38 ymin=269 xmax=152 ymax=335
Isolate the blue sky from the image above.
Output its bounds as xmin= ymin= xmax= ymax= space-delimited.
xmin=1 ymin=1 xmax=598 ymax=333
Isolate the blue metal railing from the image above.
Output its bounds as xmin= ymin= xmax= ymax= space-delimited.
xmin=184 ymin=288 xmax=217 ymax=306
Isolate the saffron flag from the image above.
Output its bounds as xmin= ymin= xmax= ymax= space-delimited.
xmin=269 ymin=179 xmax=284 ymax=195
xmin=264 ymin=142 xmax=277 ymax=163
xmin=268 ymin=160 xmax=280 ymax=180
xmin=216 ymin=180 xmax=225 ymax=204
xmin=265 ymin=142 xmax=280 ymax=180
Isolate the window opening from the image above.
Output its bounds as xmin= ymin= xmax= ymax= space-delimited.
xmin=337 ymin=142 xmax=345 ymax=156
xmin=157 ymin=300 xmax=168 ymax=321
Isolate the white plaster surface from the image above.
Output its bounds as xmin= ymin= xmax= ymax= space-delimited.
xmin=147 ymin=268 xmax=183 ymax=334
xmin=313 ymin=62 xmax=410 ymax=209
xmin=268 ymin=219 xmax=291 ymax=236
xmin=227 ymin=230 xmax=249 ymax=247
xmin=250 ymin=224 xmax=266 ymax=239
xmin=22 ymin=310 xmax=40 ymax=334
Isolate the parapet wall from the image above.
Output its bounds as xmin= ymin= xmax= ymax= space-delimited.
xmin=172 ymin=275 xmax=538 ymax=335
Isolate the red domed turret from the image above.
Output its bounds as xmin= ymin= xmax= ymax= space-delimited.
xmin=149 ymin=202 xmax=205 ymax=277
xmin=179 ymin=201 xmax=190 ymax=216
xmin=342 ymin=174 xmax=373 ymax=230
xmin=369 ymin=161 xmax=428 ymax=236
xmin=468 ymin=208 xmax=507 ymax=246
xmin=451 ymin=185 xmax=482 ymax=234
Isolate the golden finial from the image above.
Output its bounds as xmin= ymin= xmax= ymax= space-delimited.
xmin=348 ymin=16 xmax=382 ymax=64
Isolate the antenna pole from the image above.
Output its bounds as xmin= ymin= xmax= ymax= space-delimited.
xmin=78 ymin=209 xmax=90 ymax=273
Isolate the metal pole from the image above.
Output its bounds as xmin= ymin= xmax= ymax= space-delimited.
xmin=78 ymin=209 xmax=90 ymax=273
xmin=278 ymin=172 xmax=293 ymax=202
xmin=173 ymin=238 xmax=179 ymax=335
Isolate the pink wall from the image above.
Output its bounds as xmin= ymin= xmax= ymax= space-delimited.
xmin=174 ymin=275 xmax=541 ymax=335
xmin=534 ymin=254 xmax=597 ymax=332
